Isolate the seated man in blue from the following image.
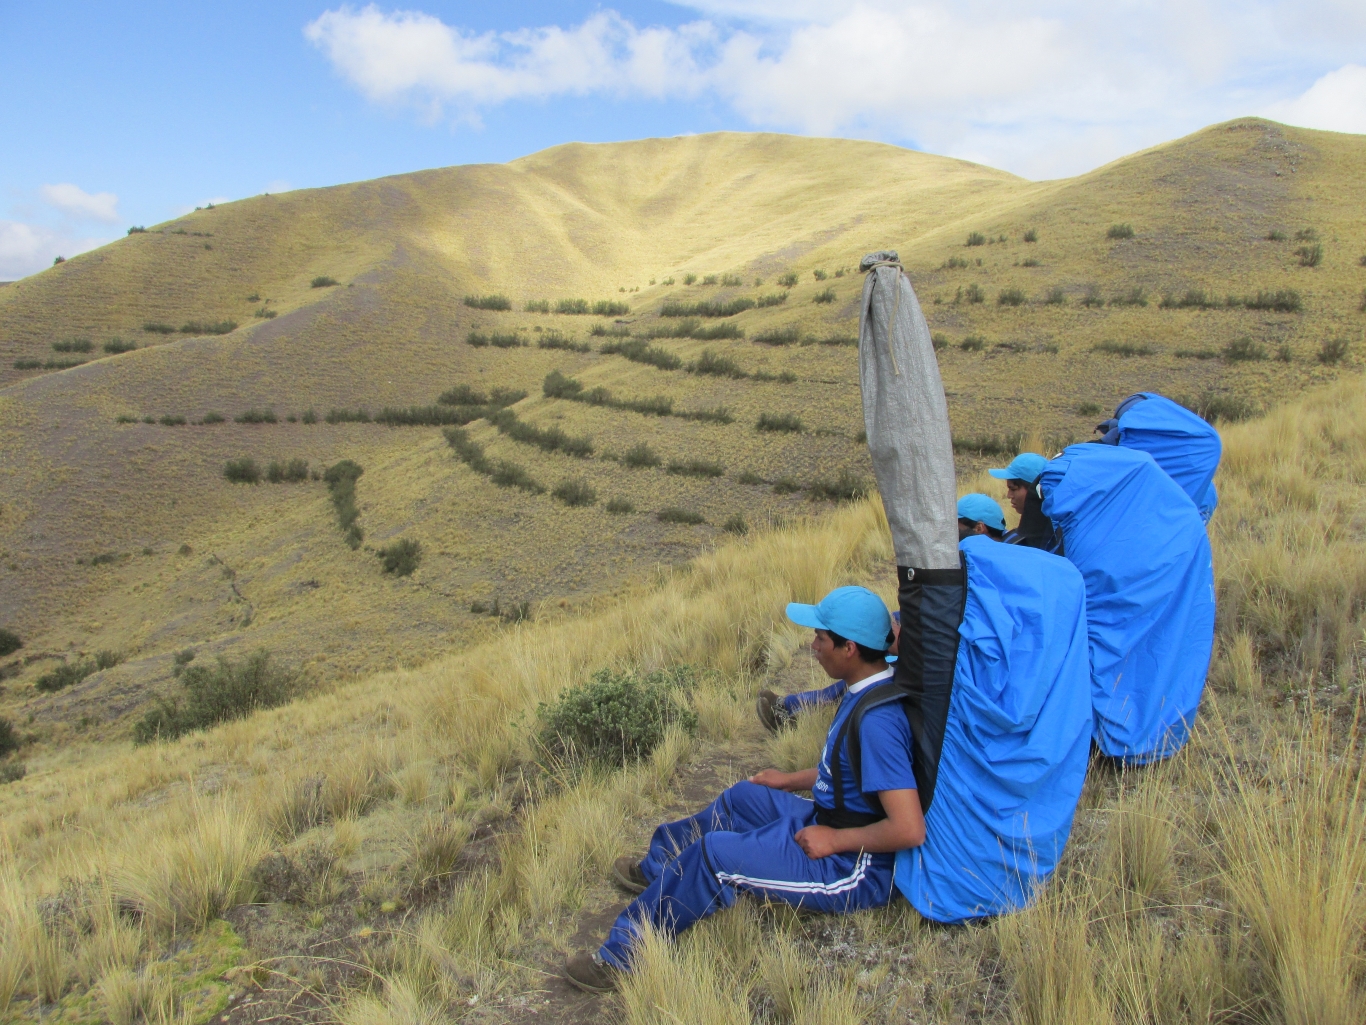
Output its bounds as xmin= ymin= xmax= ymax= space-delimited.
xmin=564 ymin=585 xmax=925 ymax=993
xmin=755 ymin=493 xmax=1006 ymax=732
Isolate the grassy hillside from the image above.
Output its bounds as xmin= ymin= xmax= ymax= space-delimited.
xmin=1 ymin=118 xmax=1364 ymax=748
xmin=1 ymin=371 xmax=1363 ymax=1024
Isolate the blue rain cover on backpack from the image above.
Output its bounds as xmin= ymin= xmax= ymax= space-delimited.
xmin=894 ymin=536 xmax=1092 ymax=923
xmin=1040 ymin=444 xmax=1215 ymax=764
xmin=1111 ymin=393 xmax=1222 ymax=522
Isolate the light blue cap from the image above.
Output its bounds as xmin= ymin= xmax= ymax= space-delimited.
xmin=957 ymin=493 xmax=1006 ymax=532
xmin=987 ymin=452 xmax=1047 ymax=482
xmin=786 ymin=585 xmax=892 ymax=652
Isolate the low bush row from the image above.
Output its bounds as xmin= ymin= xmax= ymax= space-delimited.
xmin=490 ymin=409 xmax=593 ymax=458
xmin=35 ymin=650 xmax=123 ymax=693
xmin=542 ymin=371 xmax=733 ymax=423
xmin=444 ymin=427 xmax=545 ymax=494
xmin=324 ymin=460 xmax=365 ymax=548
xmin=133 ymin=650 xmax=299 ymax=744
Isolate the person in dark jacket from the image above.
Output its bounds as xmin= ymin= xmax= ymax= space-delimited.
xmin=988 ymin=453 xmax=1062 ymax=552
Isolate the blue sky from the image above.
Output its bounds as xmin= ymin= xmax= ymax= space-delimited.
xmin=3 ymin=1 xmax=1363 ymax=279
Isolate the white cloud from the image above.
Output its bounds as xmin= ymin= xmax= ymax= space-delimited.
xmin=308 ymin=3 xmax=1366 ymax=178
xmin=1264 ymin=64 xmax=1366 ymax=134
xmin=39 ymin=183 xmax=120 ymax=223
xmin=0 ymin=221 xmax=111 ymax=280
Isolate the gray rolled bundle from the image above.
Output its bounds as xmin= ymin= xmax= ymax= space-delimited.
xmin=857 ymin=251 xmax=959 ymax=570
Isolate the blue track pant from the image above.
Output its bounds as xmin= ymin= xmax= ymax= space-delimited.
xmin=599 ymin=781 xmax=895 ymax=969
xmin=779 ymin=681 xmax=847 ymax=716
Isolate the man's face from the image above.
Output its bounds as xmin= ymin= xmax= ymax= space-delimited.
xmin=1006 ymin=480 xmax=1029 ymax=515
xmin=957 ymin=518 xmax=990 ymax=541
xmin=811 ymin=629 xmax=860 ymax=679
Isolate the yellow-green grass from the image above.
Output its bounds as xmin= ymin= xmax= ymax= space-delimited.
xmin=2 ymin=118 xmax=1365 ymax=740
xmin=1 ymin=370 xmax=1364 ymax=1023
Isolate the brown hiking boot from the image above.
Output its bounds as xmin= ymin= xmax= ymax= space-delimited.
xmin=564 ymin=950 xmax=620 ymax=993
xmin=756 ymin=689 xmax=793 ymax=734
xmin=612 ymin=856 xmax=648 ymax=894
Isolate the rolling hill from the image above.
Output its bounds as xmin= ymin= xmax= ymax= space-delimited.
xmin=1 ymin=119 xmax=1364 ymax=743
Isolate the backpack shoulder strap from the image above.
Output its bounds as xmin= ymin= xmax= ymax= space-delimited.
xmin=828 ymin=681 xmax=911 ymax=822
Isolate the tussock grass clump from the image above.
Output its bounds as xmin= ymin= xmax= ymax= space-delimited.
xmin=1160 ymin=288 xmax=1219 ymax=309
xmin=756 ymin=412 xmax=803 ymax=433
xmin=180 ymin=320 xmax=237 ymax=335
xmin=600 ymin=338 xmax=682 ymax=371
xmin=142 ymin=321 xmax=176 ymax=333
xmin=960 ymin=283 xmax=985 ymax=304
xmin=266 ymin=458 xmax=309 ymax=483
xmin=755 ymin=293 xmax=788 ymax=308
xmin=941 ymin=256 xmax=970 ymax=270
xmin=463 ymin=294 xmax=510 ymax=310
xmin=0 ymin=628 xmax=21 ymax=657
xmin=1021 ymin=257 xmax=1041 ymax=267
xmin=1267 ymin=229 xmax=1288 ymax=241
xmin=1175 ymin=348 xmax=1220 ymax=360
xmin=1244 ymin=289 xmax=1303 ymax=313
xmin=324 ymin=459 xmax=365 ymax=548
xmin=624 ymin=443 xmax=662 ymax=468
xmin=1318 ymin=338 xmax=1350 ymax=365
xmin=777 ymin=272 xmax=798 ymax=288
xmin=325 ymin=407 xmax=371 ymax=423
xmin=966 ymin=232 xmax=986 ymax=246
xmin=678 ymin=407 xmax=735 ymax=425
xmin=1296 ymin=244 xmax=1323 ymax=267
xmin=1043 ymin=286 xmax=1067 ymax=305
xmin=690 ymin=322 xmax=744 ymax=341
xmin=1109 ymin=287 xmax=1148 ymax=308
xmin=754 ymin=328 xmax=800 ymax=345
xmin=1092 ymin=340 xmax=1155 ymax=357
xmin=606 ymin=497 xmax=634 ymax=514
xmin=690 ymin=350 xmax=746 ymax=378
xmin=466 ymin=330 xmax=525 ymax=348
xmin=592 ymin=300 xmax=630 ymax=316
xmin=159 ymin=415 xmax=186 ymax=426
xmin=536 ymin=667 xmax=698 ymax=768
xmin=666 ymin=460 xmax=724 ymax=478
xmin=959 ymin=335 xmax=986 ymax=352
xmin=375 ymin=405 xmax=500 ymax=426
xmin=952 ymin=432 xmax=1026 ymax=456
xmin=555 ymin=298 xmax=590 ymax=315
xmin=552 ymin=478 xmax=597 ymax=507
xmin=543 ymin=371 xmax=673 ymax=417
xmin=312 ymin=276 xmax=340 ymax=288
xmin=133 ymin=651 xmax=300 ymax=744
xmin=1224 ymin=337 xmax=1269 ymax=362
xmin=811 ymin=269 xmax=828 ymax=281
xmin=1023 ymin=228 xmax=1039 ymax=242
xmin=657 ymin=507 xmax=706 ymax=525
xmin=722 ymin=515 xmax=748 ymax=535
xmin=808 ymin=469 xmax=869 ymax=502
xmin=683 ymin=273 xmax=698 ymax=286
xmin=1077 ymin=402 xmax=1102 ymax=416
xmin=52 ymin=338 xmax=93 ymax=353
xmin=377 ymin=538 xmax=422 ymax=576
xmin=223 ymin=458 xmax=262 ymax=484
xmin=537 ymin=331 xmax=591 ymax=353
xmin=998 ymin=288 xmax=1027 ymax=306
xmin=812 ymin=288 xmax=836 ymax=304
xmin=102 ymin=338 xmax=136 ymax=354
xmin=661 ymin=298 xmax=756 ymax=318
xmin=1080 ymin=285 xmax=1105 ymax=308
xmin=491 ymin=409 xmax=593 ymax=458
xmin=524 ymin=300 xmax=550 ymax=313
xmin=235 ymin=408 xmax=277 ymax=424
xmin=1107 ymin=223 xmax=1135 ymax=239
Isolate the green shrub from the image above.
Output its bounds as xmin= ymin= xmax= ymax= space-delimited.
xmin=962 ymin=283 xmax=985 ymax=304
xmin=951 ymin=433 xmax=1026 ymax=457
xmin=525 ymin=299 xmax=551 ymax=313
xmin=600 ymin=338 xmax=682 ymax=371
xmin=266 ymin=458 xmax=309 ymax=483
xmin=1081 ymin=286 xmax=1104 ymax=308
xmin=754 ymin=328 xmax=800 ymax=345
xmin=325 ymin=408 xmax=371 ymax=423
xmin=678 ymin=407 xmax=734 ymax=424
xmin=690 ymin=323 xmax=744 ymax=341
xmin=1023 ymin=229 xmax=1039 ymax=243
xmin=1178 ymin=392 xmax=1258 ymax=424
xmin=1244 ymin=289 xmax=1302 ymax=313
xmin=1077 ymin=402 xmax=1102 ymax=416
xmin=701 ymin=275 xmax=718 ymax=286
xmin=52 ymin=338 xmax=93 ymax=353
xmin=377 ymin=538 xmax=422 ymax=576
xmin=461 ymin=294 xmax=508 ymax=311
xmin=236 ymin=408 xmax=278 ymax=424
xmin=606 ymin=498 xmax=634 ymax=514
xmin=757 ymin=412 xmax=802 ymax=433
xmin=1110 ymin=287 xmax=1148 ymax=307
xmin=224 ymin=458 xmax=262 ymax=484
xmin=666 ymin=460 xmax=724 ymax=478
xmin=556 ymin=299 xmax=591 ymax=314
xmin=817 ymin=335 xmax=857 ymax=347
xmin=930 ymin=333 xmax=949 ymax=350
xmin=488 ymin=332 xmax=525 ymax=348
xmin=683 ymin=274 xmax=698 ymax=286
xmin=737 ymin=471 xmax=766 ymax=486
xmin=324 ymin=460 xmax=364 ymax=546
xmin=375 ymin=405 xmax=494 ymax=426
xmin=133 ymin=651 xmax=299 ymax=744
xmin=777 ymin=272 xmax=798 ymax=288
xmin=0 ymin=762 xmax=25 ymax=784
xmin=13 ymin=360 xmax=41 ymax=370
xmin=1295 ymin=244 xmax=1323 ymax=268
xmin=1318 ymin=338 xmax=1350 ymax=365
xmin=1042 ymin=286 xmax=1067 ymax=306
xmin=998 ymin=288 xmax=1026 ymax=307
xmin=253 ymin=306 xmax=277 ymax=319
xmin=538 ymin=332 xmax=591 ymax=352
xmin=959 ymin=336 xmax=986 ymax=352
xmin=661 ymin=298 xmax=756 ymax=317
xmin=812 ymin=269 xmax=828 ymax=281
xmin=536 ymin=666 xmax=698 ymax=767
xmin=1159 ymin=289 xmax=1218 ymax=310
xmin=1092 ymin=340 xmax=1155 ymax=357
xmin=812 ymin=288 xmax=836 ymax=305
xmin=0 ymin=629 xmax=21 ymax=657
xmin=1107 ymin=223 xmax=1135 ymax=240
xmin=1021 ymin=258 xmax=1041 ymax=268
xmin=1224 ymin=338 xmax=1268 ymax=362
xmin=772 ymin=477 xmax=802 ymax=495
xmin=966 ymin=232 xmax=986 ymax=247
xmin=115 ymin=414 xmax=137 ymax=423
xmin=310 ymin=276 xmax=340 ymax=289
xmin=592 ymin=300 xmax=630 ymax=316
xmin=0 ymin=717 xmax=18 ymax=757
xmin=491 ymin=409 xmax=593 ymax=458
xmin=657 ymin=508 xmax=706 ymax=525
xmin=1277 ymin=344 xmax=1294 ymax=363
xmin=35 ymin=659 xmax=97 ymax=693
xmin=623 ymin=443 xmax=662 ymax=468
xmin=103 ymin=338 xmax=137 ymax=354
xmin=143 ymin=322 xmax=176 ymax=334
xmin=1266 ymin=230 xmax=1287 ymax=241
xmin=808 ymin=469 xmax=869 ymax=502
xmin=552 ymin=478 xmax=597 ymax=507
xmin=642 ymin=319 xmax=698 ymax=340
xmin=158 ymin=415 xmax=186 ymax=426
xmin=1294 ymin=228 xmax=1319 ymax=241
xmin=1174 ymin=348 xmax=1220 ymax=360
xmin=180 ymin=321 xmax=237 ymax=334
xmin=722 ymin=515 xmax=748 ymax=535
xmin=755 ymin=293 xmax=788 ymax=308
xmin=89 ymin=553 xmax=121 ymax=566
xmin=941 ymin=257 xmax=970 ymax=270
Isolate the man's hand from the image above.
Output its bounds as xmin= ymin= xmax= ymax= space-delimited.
xmin=794 ymin=824 xmax=840 ymax=859
xmin=749 ymin=767 xmax=819 ymax=791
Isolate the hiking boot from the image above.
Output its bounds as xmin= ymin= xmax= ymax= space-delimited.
xmin=612 ymin=856 xmax=648 ymax=894
xmin=564 ymin=950 xmax=620 ymax=993
xmin=756 ymin=689 xmax=793 ymax=733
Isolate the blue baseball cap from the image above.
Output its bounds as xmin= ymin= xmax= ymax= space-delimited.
xmin=957 ymin=493 xmax=1006 ymax=532
xmin=786 ymin=585 xmax=892 ymax=652
xmin=987 ymin=452 xmax=1047 ymax=482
